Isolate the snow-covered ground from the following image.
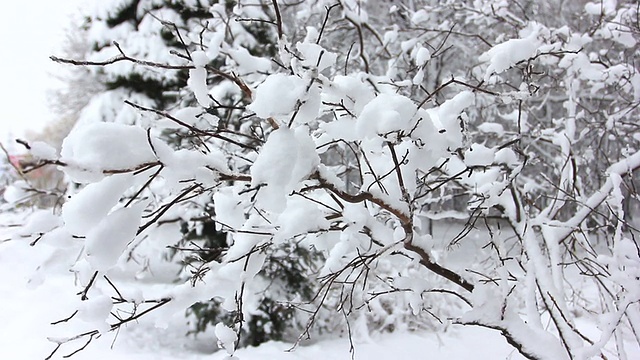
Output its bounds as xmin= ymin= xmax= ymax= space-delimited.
xmin=0 ymin=216 xmax=529 ymax=360
xmin=3 ymin=211 xmax=638 ymax=360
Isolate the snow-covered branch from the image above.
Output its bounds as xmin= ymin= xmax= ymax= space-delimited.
xmin=4 ymin=0 xmax=640 ymax=359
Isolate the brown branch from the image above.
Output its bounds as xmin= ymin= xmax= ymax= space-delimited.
xmin=110 ymin=298 xmax=171 ymax=329
xmin=387 ymin=142 xmax=410 ymax=203
xmin=137 ymin=183 xmax=201 ymax=235
xmin=424 ymin=288 xmax=472 ymax=306
xmin=77 ymin=271 xmax=99 ymax=301
xmin=124 ymin=101 xmax=256 ymax=151
xmin=462 ymin=322 xmax=542 ymax=360
xmin=344 ymin=16 xmax=370 ymax=73
xmin=124 ymin=165 xmax=163 ymax=208
xmin=103 ymin=161 xmax=163 ymax=175
xmin=217 ymin=171 xmax=252 ymax=182
xmin=63 ymin=333 xmax=97 ymax=358
xmin=404 ymin=230 xmax=475 ymax=292
xmin=51 ymin=42 xmax=252 ymax=99
xmin=309 ymin=171 xmax=410 ymax=224
xmin=418 ymin=77 xmax=498 ymax=108
xmin=316 ymin=4 xmax=340 ymax=44
xmin=271 ymin=0 xmax=283 ymax=39
xmin=45 ymin=330 xmax=100 ymax=360
xmin=50 ymin=41 xmax=192 ymax=70
xmin=47 ymin=296 xmax=171 ymax=359
xmin=51 ymin=311 xmax=78 ymax=325
xmin=145 ymin=11 xmax=192 ymax=60
xmin=0 ymin=142 xmax=28 ymax=181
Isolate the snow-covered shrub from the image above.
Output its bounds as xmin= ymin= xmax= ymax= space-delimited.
xmin=5 ymin=0 xmax=640 ymax=359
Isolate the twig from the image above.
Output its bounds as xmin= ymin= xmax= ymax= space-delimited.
xmin=271 ymin=0 xmax=283 ymax=39
xmin=51 ymin=311 xmax=78 ymax=325
xmin=78 ymin=271 xmax=99 ymax=301
xmin=137 ymin=183 xmax=202 ymax=235
xmin=317 ymin=4 xmax=340 ymax=44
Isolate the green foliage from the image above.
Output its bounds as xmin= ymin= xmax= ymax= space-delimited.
xmin=106 ymin=0 xmax=141 ymax=28
xmin=165 ymin=0 xmax=215 ymax=22
xmin=244 ymin=298 xmax=296 ymax=347
xmin=188 ymin=297 xmax=299 ymax=347
xmin=187 ymin=299 xmax=228 ymax=334
xmin=245 ymin=22 xmax=278 ymax=59
xmin=93 ymin=0 xmax=314 ymax=347
xmin=105 ymin=72 xmax=185 ymax=107
xmin=183 ymin=225 xmax=319 ymax=346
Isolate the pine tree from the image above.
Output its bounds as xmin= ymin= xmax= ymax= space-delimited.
xmin=73 ymin=0 xmax=317 ymax=346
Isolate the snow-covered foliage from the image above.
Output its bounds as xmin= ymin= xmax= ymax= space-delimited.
xmin=4 ymin=0 xmax=640 ymax=359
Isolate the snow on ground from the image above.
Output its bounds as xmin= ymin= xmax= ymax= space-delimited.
xmin=0 ymin=213 xmax=527 ymax=360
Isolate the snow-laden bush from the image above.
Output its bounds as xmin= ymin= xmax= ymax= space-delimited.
xmin=5 ymin=0 xmax=640 ymax=359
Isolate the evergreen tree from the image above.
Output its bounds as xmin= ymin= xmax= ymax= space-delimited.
xmin=62 ymin=0 xmax=317 ymax=346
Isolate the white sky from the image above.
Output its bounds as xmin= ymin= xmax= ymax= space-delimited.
xmin=0 ymin=0 xmax=87 ymax=148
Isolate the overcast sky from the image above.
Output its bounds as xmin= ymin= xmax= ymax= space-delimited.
xmin=0 ymin=0 xmax=86 ymax=149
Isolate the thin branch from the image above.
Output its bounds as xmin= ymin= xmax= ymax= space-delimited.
xmin=137 ymin=183 xmax=201 ymax=235
xmin=271 ymin=0 xmax=283 ymax=39
xmin=50 ymin=45 xmax=191 ymax=70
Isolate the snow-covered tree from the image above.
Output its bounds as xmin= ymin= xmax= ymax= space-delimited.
xmin=6 ymin=0 xmax=640 ymax=359
xmin=38 ymin=0 xmax=322 ymax=347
